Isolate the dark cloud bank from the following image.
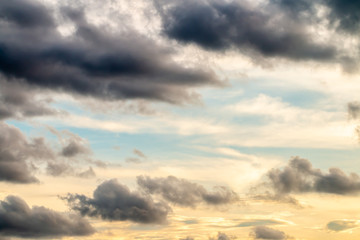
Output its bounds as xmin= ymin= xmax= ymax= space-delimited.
xmin=0 ymin=0 xmax=221 ymax=106
xmin=0 ymin=195 xmax=94 ymax=238
xmin=157 ymin=0 xmax=360 ymax=69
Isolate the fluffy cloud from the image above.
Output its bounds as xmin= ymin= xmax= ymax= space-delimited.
xmin=254 ymin=157 xmax=360 ymax=205
xmin=0 ymin=195 xmax=95 ymax=238
xmin=250 ymin=226 xmax=288 ymax=240
xmin=137 ymin=175 xmax=239 ymax=207
xmin=64 ymin=179 xmax=171 ymax=224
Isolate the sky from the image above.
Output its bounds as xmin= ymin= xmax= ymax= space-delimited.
xmin=1 ymin=0 xmax=360 ymax=239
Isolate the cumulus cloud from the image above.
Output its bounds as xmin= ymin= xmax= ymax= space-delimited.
xmin=254 ymin=157 xmax=360 ymax=205
xmin=0 ymin=195 xmax=95 ymax=238
xmin=137 ymin=175 xmax=239 ymax=207
xmin=0 ymin=122 xmax=54 ymax=183
xmin=0 ymin=0 xmax=221 ymax=105
xmin=63 ymin=179 xmax=171 ymax=224
xmin=250 ymin=226 xmax=288 ymax=240
xmin=267 ymin=157 xmax=360 ymax=195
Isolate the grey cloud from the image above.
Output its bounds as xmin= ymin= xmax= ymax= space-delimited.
xmin=48 ymin=127 xmax=93 ymax=159
xmin=327 ymin=220 xmax=359 ymax=232
xmin=250 ymin=226 xmax=287 ymax=240
xmin=61 ymin=140 xmax=90 ymax=158
xmin=0 ymin=0 xmax=222 ymax=105
xmin=158 ymin=0 xmax=338 ymax=62
xmin=46 ymin=162 xmax=73 ymax=177
xmin=137 ymin=175 xmax=239 ymax=207
xmin=0 ymin=0 xmax=55 ymax=28
xmin=45 ymin=161 xmax=96 ymax=178
xmin=267 ymin=157 xmax=360 ymax=195
xmin=271 ymin=0 xmax=360 ymax=33
xmin=348 ymin=102 xmax=360 ymax=120
xmin=0 ymin=122 xmax=54 ymax=183
xmin=64 ymin=179 xmax=171 ymax=224
xmin=0 ymin=195 xmax=95 ymax=238
xmin=0 ymin=80 xmax=59 ymax=120
xmin=76 ymin=167 xmax=96 ymax=179
xmin=325 ymin=0 xmax=360 ymax=33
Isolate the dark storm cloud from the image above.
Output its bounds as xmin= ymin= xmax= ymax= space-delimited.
xmin=271 ymin=0 xmax=360 ymax=33
xmin=0 ymin=195 xmax=95 ymax=238
xmin=0 ymin=0 xmax=221 ymax=105
xmin=327 ymin=220 xmax=359 ymax=232
xmin=261 ymin=157 xmax=360 ymax=197
xmin=0 ymin=122 xmax=54 ymax=183
xmin=250 ymin=226 xmax=287 ymax=240
xmin=158 ymin=0 xmax=337 ymax=62
xmin=64 ymin=179 xmax=171 ymax=224
xmin=137 ymin=175 xmax=239 ymax=207
xmin=0 ymin=0 xmax=55 ymax=28
xmin=324 ymin=0 xmax=360 ymax=33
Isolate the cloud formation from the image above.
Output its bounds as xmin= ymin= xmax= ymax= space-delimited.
xmin=158 ymin=0 xmax=338 ymax=62
xmin=0 ymin=80 xmax=59 ymax=120
xmin=64 ymin=179 xmax=171 ymax=224
xmin=137 ymin=175 xmax=239 ymax=207
xmin=254 ymin=157 xmax=360 ymax=204
xmin=250 ymin=226 xmax=288 ymax=240
xmin=0 ymin=0 xmax=221 ymax=105
xmin=0 ymin=195 xmax=95 ymax=238
xmin=0 ymin=122 xmax=54 ymax=183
